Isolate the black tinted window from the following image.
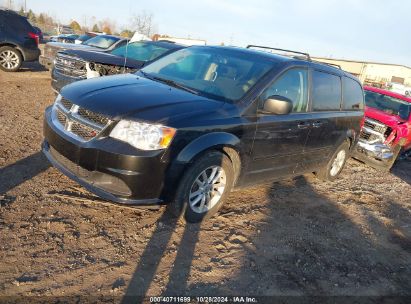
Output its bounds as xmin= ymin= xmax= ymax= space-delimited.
xmin=312 ymin=70 xmax=341 ymax=111
xmin=343 ymin=77 xmax=364 ymax=110
xmin=4 ymin=14 xmax=32 ymax=32
xmin=263 ymin=68 xmax=309 ymax=112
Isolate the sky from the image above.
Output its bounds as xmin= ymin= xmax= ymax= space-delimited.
xmin=5 ymin=0 xmax=411 ymax=66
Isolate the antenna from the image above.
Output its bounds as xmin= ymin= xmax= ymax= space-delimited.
xmin=123 ymin=38 xmax=129 ymax=72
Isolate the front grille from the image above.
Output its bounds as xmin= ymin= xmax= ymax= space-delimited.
xmin=55 ymin=54 xmax=87 ymax=78
xmin=359 ymin=130 xmax=371 ymax=141
xmin=53 ymin=98 xmax=110 ymax=141
xmin=70 ymin=120 xmax=99 ymax=141
xmin=77 ymin=108 xmax=110 ymax=126
xmin=360 ymin=118 xmax=389 ymax=142
xmin=60 ymin=97 xmax=73 ymax=110
xmin=363 ymin=119 xmax=387 ymax=134
xmin=359 ymin=130 xmax=381 ymax=142
xmin=57 ymin=109 xmax=67 ymax=125
xmin=363 ymin=120 xmax=375 ymax=130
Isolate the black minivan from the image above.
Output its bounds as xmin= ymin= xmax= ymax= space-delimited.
xmin=42 ymin=45 xmax=364 ymax=222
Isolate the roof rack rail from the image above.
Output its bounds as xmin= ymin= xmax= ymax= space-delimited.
xmin=311 ymin=60 xmax=342 ymax=69
xmin=246 ymin=45 xmax=311 ymax=61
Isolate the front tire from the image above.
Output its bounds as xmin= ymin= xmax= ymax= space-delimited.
xmin=316 ymin=141 xmax=350 ymax=181
xmin=0 ymin=46 xmax=23 ymax=72
xmin=169 ymin=151 xmax=234 ymax=223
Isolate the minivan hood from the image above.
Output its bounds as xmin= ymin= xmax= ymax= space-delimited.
xmin=365 ymin=106 xmax=406 ymax=127
xmin=60 ymin=74 xmax=224 ymax=123
xmin=61 ymin=49 xmax=145 ymax=69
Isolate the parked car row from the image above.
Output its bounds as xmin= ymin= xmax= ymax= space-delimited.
xmin=51 ymin=40 xmax=185 ymax=92
xmin=39 ymin=34 xmax=129 ymax=70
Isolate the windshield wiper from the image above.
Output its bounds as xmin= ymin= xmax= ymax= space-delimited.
xmin=154 ymin=76 xmax=199 ymax=95
xmin=142 ymin=73 xmax=199 ymax=95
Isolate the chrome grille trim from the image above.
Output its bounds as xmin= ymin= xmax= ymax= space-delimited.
xmin=359 ymin=118 xmax=389 ymax=143
xmin=55 ymin=53 xmax=87 ymax=78
xmin=52 ymin=98 xmax=111 ymax=142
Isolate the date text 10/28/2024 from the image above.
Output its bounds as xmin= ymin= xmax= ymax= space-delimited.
xmin=149 ymin=296 xmax=258 ymax=303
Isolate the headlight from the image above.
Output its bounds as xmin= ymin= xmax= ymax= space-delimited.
xmin=110 ymin=120 xmax=176 ymax=151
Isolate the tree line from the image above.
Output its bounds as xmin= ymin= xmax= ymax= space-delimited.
xmin=17 ymin=6 xmax=157 ymax=39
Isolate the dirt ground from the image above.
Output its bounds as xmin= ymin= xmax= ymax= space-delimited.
xmin=0 ymin=62 xmax=411 ymax=301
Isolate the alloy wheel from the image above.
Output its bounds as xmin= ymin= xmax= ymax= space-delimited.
xmin=188 ymin=166 xmax=226 ymax=214
xmin=330 ymin=150 xmax=346 ymax=176
xmin=0 ymin=50 xmax=20 ymax=70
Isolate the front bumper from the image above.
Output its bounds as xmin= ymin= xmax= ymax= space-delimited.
xmin=42 ymin=106 xmax=167 ymax=205
xmin=355 ymin=140 xmax=394 ymax=161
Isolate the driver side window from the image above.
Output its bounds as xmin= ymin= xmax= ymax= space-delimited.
xmin=262 ymin=68 xmax=308 ymax=113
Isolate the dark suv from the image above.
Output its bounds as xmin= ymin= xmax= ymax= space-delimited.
xmin=0 ymin=9 xmax=40 ymax=71
xmin=42 ymin=46 xmax=364 ymax=223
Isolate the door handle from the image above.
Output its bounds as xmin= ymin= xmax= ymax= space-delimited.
xmin=297 ymin=122 xmax=310 ymax=129
xmin=312 ymin=121 xmax=324 ymax=128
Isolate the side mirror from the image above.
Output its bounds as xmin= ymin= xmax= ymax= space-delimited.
xmin=263 ymin=95 xmax=293 ymax=115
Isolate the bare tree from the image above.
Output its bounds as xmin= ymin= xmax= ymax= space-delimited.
xmin=98 ymin=18 xmax=116 ymax=35
xmin=129 ymin=11 xmax=158 ymax=38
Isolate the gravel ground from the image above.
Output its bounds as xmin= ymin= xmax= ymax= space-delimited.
xmin=0 ymin=63 xmax=411 ymax=300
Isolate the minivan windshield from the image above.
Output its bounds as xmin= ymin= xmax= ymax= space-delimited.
xmin=83 ymin=36 xmax=119 ymax=49
xmin=140 ymin=47 xmax=274 ymax=102
xmin=110 ymin=42 xmax=170 ymax=62
xmin=365 ymin=90 xmax=411 ymax=120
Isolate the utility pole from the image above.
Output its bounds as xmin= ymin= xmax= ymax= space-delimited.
xmin=24 ymin=0 xmax=27 ymax=13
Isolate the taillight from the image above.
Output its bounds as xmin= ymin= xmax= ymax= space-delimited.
xmin=28 ymin=32 xmax=39 ymax=46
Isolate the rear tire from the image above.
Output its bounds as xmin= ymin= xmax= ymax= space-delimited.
xmin=0 ymin=46 xmax=22 ymax=72
xmin=169 ymin=151 xmax=234 ymax=223
xmin=316 ymin=141 xmax=350 ymax=181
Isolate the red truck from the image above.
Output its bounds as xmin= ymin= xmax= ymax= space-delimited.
xmin=354 ymin=86 xmax=411 ymax=170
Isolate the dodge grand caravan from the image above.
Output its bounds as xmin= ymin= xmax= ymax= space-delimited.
xmin=42 ymin=45 xmax=364 ymax=223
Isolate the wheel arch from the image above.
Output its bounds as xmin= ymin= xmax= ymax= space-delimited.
xmin=346 ymin=128 xmax=357 ymax=150
xmin=176 ymin=132 xmax=242 ymax=185
xmin=0 ymin=43 xmax=24 ymax=59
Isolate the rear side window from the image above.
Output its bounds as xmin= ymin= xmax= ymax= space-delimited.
xmin=5 ymin=14 xmax=33 ymax=32
xmin=312 ymin=70 xmax=342 ymax=111
xmin=342 ymin=77 xmax=364 ymax=110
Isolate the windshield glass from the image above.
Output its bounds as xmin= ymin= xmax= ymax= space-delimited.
xmin=140 ymin=47 xmax=274 ymax=102
xmin=83 ymin=36 xmax=119 ymax=48
xmin=110 ymin=42 xmax=170 ymax=62
xmin=77 ymin=34 xmax=92 ymax=41
xmin=365 ymin=90 xmax=411 ymax=120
